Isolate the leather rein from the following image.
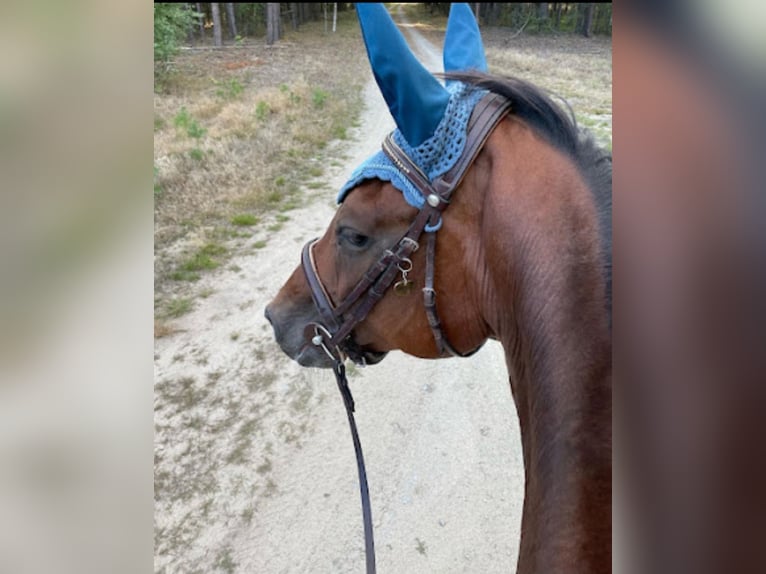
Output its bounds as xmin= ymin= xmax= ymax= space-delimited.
xmin=300 ymin=92 xmax=511 ymax=574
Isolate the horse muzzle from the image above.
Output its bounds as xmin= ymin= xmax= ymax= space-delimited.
xmin=264 ymin=304 xmax=388 ymax=369
xmin=264 ymin=304 xmax=331 ymax=368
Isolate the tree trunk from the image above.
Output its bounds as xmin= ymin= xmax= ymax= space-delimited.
xmin=576 ymin=3 xmax=595 ymax=37
xmin=582 ymin=3 xmax=594 ymax=37
xmin=290 ymin=2 xmax=298 ymax=30
xmin=332 ymin=3 xmax=337 ymax=33
xmin=196 ymin=3 xmax=205 ymax=40
xmin=185 ymin=4 xmax=195 ymax=43
xmin=474 ymin=3 xmax=480 ymax=24
xmin=211 ymin=3 xmax=223 ymax=46
xmin=266 ymin=3 xmax=281 ymax=45
xmin=537 ymin=2 xmax=548 ymax=32
xmin=226 ymin=3 xmax=237 ymax=39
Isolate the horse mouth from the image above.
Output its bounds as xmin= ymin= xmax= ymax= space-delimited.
xmin=264 ymin=306 xmax=388 ymax=368
xmin=361 ymin=349 xmax=388 ymax=365
xmin=295 ymin=343 xmax=388 ymax=369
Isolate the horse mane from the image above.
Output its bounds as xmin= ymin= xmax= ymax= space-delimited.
xmin=444 ymin=70 xmax=612 ymax=316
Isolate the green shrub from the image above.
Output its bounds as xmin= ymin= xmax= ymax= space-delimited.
xmin=154 ymin=4 xmax=200 ymax=66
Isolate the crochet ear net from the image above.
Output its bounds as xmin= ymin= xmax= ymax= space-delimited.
xmin=354 ymin=3 xmax=487 ymax=146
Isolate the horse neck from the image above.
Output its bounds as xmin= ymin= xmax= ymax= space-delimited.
xmin=477 ymin=120 xmax=612 ymax=572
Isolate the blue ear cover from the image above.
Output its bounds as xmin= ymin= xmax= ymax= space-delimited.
xmin=443 ymin=3 xmax=488 ymax=78
xmin=355 ymin=3 xmax=450 ymax=146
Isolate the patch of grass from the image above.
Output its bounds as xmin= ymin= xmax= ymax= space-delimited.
xmin=241 ymin=506 xmax=255 ymax=525
xmin=170 ymin=269 xmax=201 ymax=282
xmin=254 ymin=101 xmax=270 ymax=120
xmin=275 ymin=214 xmax=289 ymax=223
xmin=216 ymin=77 xmax=244 ymax=100
xmin=180 ymin=253 xmax=217 ymax=272
xmin=186 ymin=121 xmax=206 ymax=140
xmin=187 ymin=414 xmax=206 ymax=431
xmin=230 ymin=213 xmax=259 ymax=226
xmin=226 ymin=441 xmax=251 ymax=465
xmin=156 ymin=376 xmax=209 ymax=413
xmin=253 ymin=240 xmax=267 ymax=249
xmin=173 ymin=106 xmax=191 ymax=129
xmin=266 ymin=191 xmax=282 ymax=204
xmin=279 ymin=199 xmax=301 ymax=211
xmin=307 ymin=165 xmax=323 ymax=177
xmin=173 ymin=107 xmax=206 ymax=140
xmin=163 ymin=298 xmax=194 ymax=318
xmin=179 ymin=243 xmax=227 ymax=273
xmin=154 ymin=165 xmax=164 ymax=199
xmin=230 ymin=331 xmax=240 ymax=341
xmin=312 ymin=87 xmax=329 ymax=108
xmin=256 ymin=458 xmax=272 ymax=474
xmin=246 ymin=370 xmax=276 ymax=393
xmin=213 ymin=546 xmax=237 ymax=574
xmin=189 ymin=148 xmax=204 ymax=161
xmin=264 ymin=478 xmax=277 ymax=497
xmin=415 ymin=538 xmax=428 ymax=556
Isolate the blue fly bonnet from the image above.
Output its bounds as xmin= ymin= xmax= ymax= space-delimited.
xmin=338 ymin=4 xmax=489 ymax=213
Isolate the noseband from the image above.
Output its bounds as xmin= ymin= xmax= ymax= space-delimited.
xmin=301 ymin=92 xmax=512 ymax=365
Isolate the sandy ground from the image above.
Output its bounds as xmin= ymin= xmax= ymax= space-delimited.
xmin=154 ymin=12 xmax=523 ymax=574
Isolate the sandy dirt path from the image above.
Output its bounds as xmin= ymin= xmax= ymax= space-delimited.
xmin=154 ymin=11 xmax=523 ymax=574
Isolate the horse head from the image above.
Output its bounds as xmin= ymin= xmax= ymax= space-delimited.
xmin=265 ymin=3 xmax=492 ymax=368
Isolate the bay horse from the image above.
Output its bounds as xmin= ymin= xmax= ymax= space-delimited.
xmin=265 ymin=4 xmax=611 ymax=573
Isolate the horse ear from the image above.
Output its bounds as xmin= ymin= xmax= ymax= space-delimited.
xmin=443 ymin=3 xmax=488 ymax=78
xmin=355 ymin=3 xmax=450 ymax=147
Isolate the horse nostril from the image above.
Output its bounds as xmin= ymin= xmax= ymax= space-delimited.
xmin=264 ymin=306 xmax=273 ymax=325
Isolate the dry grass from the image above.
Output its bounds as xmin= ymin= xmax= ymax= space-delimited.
xmin=484 ymin=32 xmax=612 ymax=149
xmin=154 ymin=12 xmax=368 ymax=308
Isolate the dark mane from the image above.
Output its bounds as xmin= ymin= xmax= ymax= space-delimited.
xmin=445 ymin=70 xmax=612 ymax=317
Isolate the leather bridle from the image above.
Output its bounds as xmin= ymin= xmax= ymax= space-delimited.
xmin=301 ymin=92 xmax=512 ymax=365
xmin=298 ymin=92 xmax=511 ymax=574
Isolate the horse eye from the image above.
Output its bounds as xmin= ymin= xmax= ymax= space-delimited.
xmin=339 ymin=228 xmax=371 ymax=250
